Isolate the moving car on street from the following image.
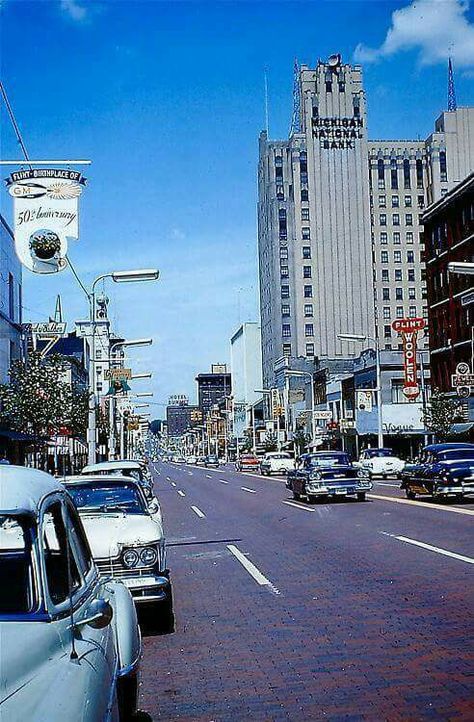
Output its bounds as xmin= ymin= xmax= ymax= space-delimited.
xmin=0 ymin=466 xmax=141 ymax=722
xmin=63 ymin=473 xmax=173 ymax=631
xmin=286 ymin=451 xmax=372 ymax=503
xmin=356 ymin=448 xmax=405 ymax=479
xmin=260 ymin=452 xmax=295 ymax=476
xmin=186 ymin=455 xmax=197 ymax=464
xmin=235 ymin=453 xmax=260 ymax=473
xmin=400 ymin=443 xmax=474 ymax=501
xmin=204 ymin=454 xmax=219 ymax=468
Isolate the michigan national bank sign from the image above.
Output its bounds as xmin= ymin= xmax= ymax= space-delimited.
xmin=312 ymin=116 xmax=364 ymax=150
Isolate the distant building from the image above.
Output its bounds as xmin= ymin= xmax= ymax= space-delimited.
xmin=230 ymin=323 xmax=263 ymax=439
xmin=0 ymin=215 xmax=22 ymax=382
xmin=166 ymin=403 xmax=200 ymax=437
xmin=423 ymin=172 xmax=473 ymax=423
xmin=196 ymin=364 xmax=231 ymax=417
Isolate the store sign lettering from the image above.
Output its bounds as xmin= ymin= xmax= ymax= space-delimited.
xmin=312 ymin=116 xmax=364 ymax=150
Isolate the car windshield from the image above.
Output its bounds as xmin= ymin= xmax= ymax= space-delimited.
xmin=66 ymin=482 xmax=145 ymax=514
xmin=365 ymin=449 xmax=393 ymax=458
xmin=307 ymin=454 xmax=350 ymax=467
xmin=438 ymin=450 xmax=474 ymax=462
xmin=0 ymin=514 xmax=37 ymax=615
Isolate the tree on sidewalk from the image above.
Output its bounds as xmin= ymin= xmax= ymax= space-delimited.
xmin=422 ymin=389 xmax=464 ymax=440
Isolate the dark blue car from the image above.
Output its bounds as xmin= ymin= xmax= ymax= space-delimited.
xmin=400 ymin=443 xmax=474 ymax=500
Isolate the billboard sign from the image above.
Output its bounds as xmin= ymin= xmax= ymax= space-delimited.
xmin=5 ymin=168 xmax=86 ymax=274
xmin=391 ymin=318 xmax=425 ymax=399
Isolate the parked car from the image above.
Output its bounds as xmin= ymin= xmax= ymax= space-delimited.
xmin=286 ymin=451 xmax=372 ymax=502
xmin=63 ymin=474 xmax=173 ymax=631
xmin=235 ymin=454 xmax=260 ymax=473
xmin=195 ymin=456 xmax=206 ymax=465
xmin=400 ymin=443 xmax=474 ymax=501
xmin=356 ymin=448 xmax=405 ymax=479
xmin=260 ymin=452 xmax=295 ymax=476
xmin=186 ymin=455 xmax=197 ymax=464
xmin=82 ymin=460 xmax=154 ymax=499
xmin=204 ymin=454 xmax=219 ymax=468
xmin=0 ymin=466 xmax=141 ymax=722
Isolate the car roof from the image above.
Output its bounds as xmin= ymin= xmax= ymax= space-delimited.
xmin=62 ymin=474 xmax=137 ymax=485
xmin=81 ymin=461 xmax=141 ymax=474
xmin=0 ymin=466 xmax=65 ymax=515
xmin=425 ymin=443 xmax=474 ymax=452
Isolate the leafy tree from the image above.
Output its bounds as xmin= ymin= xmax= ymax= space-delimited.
xmin=422 ymin=390 xmax=464 ymax=440
xmin=293 ymin=427 xmax=311 ymax=456
xmin=263 ymin=431 xmax=278 ymax=452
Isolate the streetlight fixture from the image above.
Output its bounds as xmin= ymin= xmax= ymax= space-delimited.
xmin=111 ymin=269 xmax=160 ymax=283
xmin=284 ymin=371 xmax=315 ymax=445
xmin=131 ymin=372 xmax=153 ymax=380
xmin=135 ymin=392 xmax=153 ymax=398
xmin=448 ymin=262 xmax=474 ymax=275
xmin=338 ymin=332 xmax=383 ymax=448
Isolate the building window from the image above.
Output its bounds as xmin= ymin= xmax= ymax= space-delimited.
xmin=408 ymin=269 xmax=415 ymax=282
xmin=416 ymin=158 xmax=423 ymax=189
xmin=303 ymin=266 xmax=312 ymax=278
xmin=302 ymin=246 xmax=311 ymax=259
xmin=282 ymin=304 xmax=290 ymax=317
xmin=282 ymin=324 xmax=291 ymax=338
xmin=391 ymin=167 xmax=398 ymax=190
xmin=393 ymin=232 xmax=401 ymax=244
xmin=392 ymin=196 xmax=399 ymax=208
xmin=304 ymin=304 xmax=313 ymax=317
xmin=394 ymin=250 xmax=402 ymax=263
xmin=409 ymin=306 xmax=417 ymax=317
xmin=404 ymin=195 xmax=412 ymax=207
xmin=280 ymin=266 xmax=289 ymax=278
xmin=278 ymin=208 xmax=286 ymax=220
xmin=382 ymin=269 xmax=389 ymax=282
xmin=383 ymin=307 xmax=390 ymax=320
xmin=393 ymin=213 xmax=400 ymax=226
xmin=305 ymin=343 xmax=315 ymax=357
xmin=380 ymin=214 xmax=387 ymax=226
xmin=276 ymin=185 xmax=284 ymax=200
xmin=282 ymin=343 xmax=291 ymax=357
xmin=408 ymin=287 xmax=416 ymax=299
xmin=301 ymin=208 xmax=310 ymax=221
xmin=382 ymin=288 xmax=390 ymax=300
xmin=396 ymin=287 xmax=403 ymax=300
xmin=326 ymin=80 xmax=332 ymax=93
xmin=384 ymin=325 xmax=391 ymax=338
xmin=403 ymin=159 xmax=411 ymax=189
xmin=377 ymin=158 xmax=385 ymax=184
xmin=396 ymin=306 xmax=403 ymax=319
xmin=305 ymin=324 xmax=314 ymax=337
xmin=406 ymin=232 xmax=414 ymax=244
xmin=97 ymin=383 xmax=103 ymax=393
xmin=280 ymin=247 xmax=288 ymax=259
xmin=301 ymin=189 xmax=309 ymax=201
xmin=304 ymin=285 xmax=313 ymax=298
xmin=407 ymin=251 xmax=415 ymax=263
xmin=381 ymin=251 xmax=389 ymax=264
xmin=300 ymin=171 xmax=308 ymax=185
xmin=379 ymin=195 xmax=386 ymax=208
xmin=302 ymin=227 xmax=311 ymax=240
xmin=439 ymin=150 xmax=447 ymax=182
xmin=380 ymin=232 xmax=388 ymax=244
xmin=395 ymin=269 xmax=402 ymax=281
xmin=406 ymin=213 xmax=413 ymax=226
xmin=417 ymin=195 xmax=424 ymax=209
xmin=281 ymin=285 xmax=290 ymax=299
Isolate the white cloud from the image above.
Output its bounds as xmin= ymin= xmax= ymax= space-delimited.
xmin=354 ymin=0 xmax=474 ymax=67
xmin=60 ymin=0 xmax=87 ymax=22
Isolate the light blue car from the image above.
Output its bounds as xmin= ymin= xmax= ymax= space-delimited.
xmin=0 ymin=466 xmax=141 ymax=722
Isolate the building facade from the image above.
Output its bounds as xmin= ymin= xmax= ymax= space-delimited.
xmin=230 ymin=323 xmax=263 ymax=439
xmin=166 ymin=402 xmax=200 ymax=438
xmin=258 ymin=55 xmax=474 ymax=388
xmin=196 ymin=364 xmax=232 ymax=417
xmin=0 ymin=215 xmax=22 ymax=382
xmin=423 ymin=172 xmax=473 ymax=423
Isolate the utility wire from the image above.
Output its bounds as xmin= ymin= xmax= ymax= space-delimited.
xmin=0 ymin=80 xmax=32 ymax=168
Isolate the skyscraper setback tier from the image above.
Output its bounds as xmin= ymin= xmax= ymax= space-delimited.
xmin=257 ymin=55 xmax=474 ymax=389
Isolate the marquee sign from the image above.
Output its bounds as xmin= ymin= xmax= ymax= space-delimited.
xmin=4 ymin=168 xmax=86 ymax=274
xmin=391 ymin=318 xmax=425 ymax=399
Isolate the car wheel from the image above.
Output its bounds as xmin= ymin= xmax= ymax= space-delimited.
xmin=357 ymin=492 xmax=366 ymax=502
xmin=405 ymin=488 xmax=416 ymax=500
xmin=306 ymin=494 xmax=315 ymax=504
xmin=117 ymin=670 xmax=138 ymax=722
xmin=382 ymin=475 xmax=387 ymax=480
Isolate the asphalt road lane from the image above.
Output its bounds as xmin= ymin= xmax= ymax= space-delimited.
xmin=139 ymin=461 xmax=473 ymax=721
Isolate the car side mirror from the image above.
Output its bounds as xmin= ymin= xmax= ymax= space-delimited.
xmin=77 ymin=598 xmax=113 ymax=630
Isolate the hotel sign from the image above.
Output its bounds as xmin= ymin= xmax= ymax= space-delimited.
xmin=392 ymin=318 xmax=425 ymax=399
xmin=312 ymin=116 xmax=364 ymax=150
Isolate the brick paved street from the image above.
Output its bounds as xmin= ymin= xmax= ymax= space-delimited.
xmin=138 ymin=461 xmax=474 ymax=721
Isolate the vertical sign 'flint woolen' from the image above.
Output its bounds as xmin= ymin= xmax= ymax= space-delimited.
xmin=4 ymin=168 xmax=86 ymax=274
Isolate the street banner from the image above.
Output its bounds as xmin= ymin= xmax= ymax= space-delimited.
xmin=5 ymin=168 xmax=86 ymax=274
xmin=391 ymin=318 xmax=425 ymax=399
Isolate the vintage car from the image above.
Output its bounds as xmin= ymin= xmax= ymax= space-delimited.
xmin=260 ymin=452 xmax=295 ymax=476
xmin=235 ymin=453 xmax=261 ymax=473
xmin=400 ymin=443 xmax=474 ymax=500
xmin=286 ymin=451 xmax=372 ymax=502
xmin=0 ymin=466 xmax=141 ymax=722
xmin=356 ymin=448 xmax=405 ymax=478
xmin=186 ymin=455 xmax=197 ymax=465
xmin=204 ymin=454 xmax=219 ymax=468
xmin=81 ymin=460 xmax=154 ymax=499
xmin=63 ymin=474 xmax=173 ymax=631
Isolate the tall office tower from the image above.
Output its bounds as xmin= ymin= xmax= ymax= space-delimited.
xmin=258 ymin=55 xmax=474 ymax=388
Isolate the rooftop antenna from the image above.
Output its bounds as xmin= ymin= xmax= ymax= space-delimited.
xmin=289 ymin=58 xmax=301 ymax=137
xmin=53 ymin=295 xmax=63 ymax=323
xmin=264 ymin=68 xmax=269 ymax=135
xmin=448 ymin=57 xmax=457 ymax=111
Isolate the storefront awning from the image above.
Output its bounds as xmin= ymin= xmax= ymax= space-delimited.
xmin=0 ymin=429 xmax=48 ymax=443
xmin=449 ymin=422 xmax=474 ymax=435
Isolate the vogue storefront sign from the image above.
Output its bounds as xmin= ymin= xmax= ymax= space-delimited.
xmin=4 ymin=168 xmax=86 ymax=274
xmin=391 ymin=318 xmax=425 ymax=400
xmin=312 ymin=116 xmax=364 ymax=150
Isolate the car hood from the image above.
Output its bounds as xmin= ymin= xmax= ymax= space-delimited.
xmin=78 ymin=512 xmax=162 ymax=559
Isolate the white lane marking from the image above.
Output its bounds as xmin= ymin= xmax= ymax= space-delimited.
xmin=381 ymin=532 xmax=474 ymax=565
xmin=191 ymin=505 xmax=206 ymax=518
xmin=166 ymin=477 xmax=171 ymax=481
xmin=206 ymin=474 xmax=212 ymax=479
xmin=188 ymin=471 xmax=193 ymax=475
xmin=171 ymin=482 xmax=176 ymax=487
xmin=369 ymin=493 xmax=474 ymax=516
xmin=219 ymin=479 xmax=229 ymax=484
xmin=282 ymin=500 xmax=316 ymax=513
xmin=177 ymin=490 xmax=185 ymax=497
xmin=241 ymin=486 xmax=257 ymax=494
xmin=227 ymin=544 xmax=280 ymax=594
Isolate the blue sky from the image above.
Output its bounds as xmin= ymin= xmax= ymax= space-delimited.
xmin=1 ymin=0 xmax=473 ymax=416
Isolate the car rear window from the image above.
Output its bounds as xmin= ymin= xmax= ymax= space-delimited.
xmin=0 ymin=515 xmax=37 ymax=614
xmin=438 ymin=450 xmax=474 ymax=462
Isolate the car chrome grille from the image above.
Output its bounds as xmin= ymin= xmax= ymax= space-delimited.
xmin=95 ymin=557 xmax=151 ymax=579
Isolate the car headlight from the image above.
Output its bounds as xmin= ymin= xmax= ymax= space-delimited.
xmin=309 ymin=471 xmax=322 ymax=480
xmin=140 ymin=546 xmax=158 ymax=566
xmin=357 ymin=469 xmax=369 ymax=478
xmin=122 ymin=548 xmax=139 ymax=568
